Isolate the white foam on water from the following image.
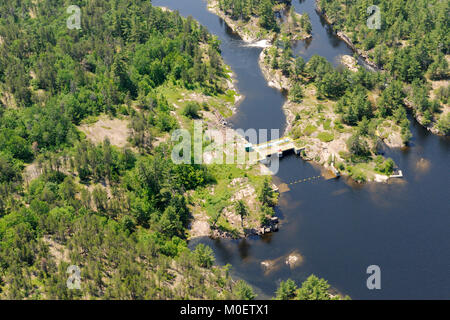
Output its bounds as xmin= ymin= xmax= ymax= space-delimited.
xmin=243 ymin=40 xmax=271 ymax=48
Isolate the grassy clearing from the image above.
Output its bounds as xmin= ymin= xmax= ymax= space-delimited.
xmin=189 ymin=163 xmax=271 ymax=236
xmin=157 ymin=84 xmax=236 ymax=120
xmin=317 ymin=131 xmax=335 ymax=142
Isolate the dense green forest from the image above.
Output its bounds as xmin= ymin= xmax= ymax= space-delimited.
xmin=318 ymin=0 xmax=450 ymax=134
xmin=0 ymin=0 xmax=250 ymax=299
xmin=8 ymin=0 xmax=445 ymax=300
xmin=215 ymin=0 xmax=312 ymax=39
xmin=217 ymin=0 xmax=289 ymax=30
xmin=0 ymin=0 xmax=339 ymax=300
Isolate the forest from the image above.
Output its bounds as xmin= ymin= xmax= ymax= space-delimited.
xmin=215 ymin=0 xmax=312 ymax=40
xmin=0 ymin=0 xmax=247 ymax=299
xmin=4 ymin=0 xmax=445 ymax=300
xmin=0 ymin=0 xmax=339 ymax=300
xmin=318 ymin=0 xmax=450 ymax=134
xmin=217 ymin=0 xmax=287 ymax=29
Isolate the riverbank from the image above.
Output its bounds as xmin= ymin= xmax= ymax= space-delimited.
xmin=207 ymin=0 xmax=266 ymax=43
xmin=154 ymin=0 xmax=450 ymax=301
xmin=184 ymin=0 xmax=405 ymax=235
xmin=314 ymin=0 xmax=380 ymax=72
xmin=203 ymin=1 xmax=404 ymax=183
xmin=258 ymin=45 xmax=404 ymax=183
xmin=314 ymin=0 xmax=449 ymax=137
xmin=207 ymin=0 xmax=312 ymax=44
xmin=160 ymin=56 xmax=280 ymax=240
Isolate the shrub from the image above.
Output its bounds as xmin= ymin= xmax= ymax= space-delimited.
xmin=346 ymin=133 xmax=370 ymax=158
xmin=193 ymin=244 xmax=215 ymax=269
xmin=303 ymin=125 xmax=317 ymax=136
xmin=317 ymin=131 xmax=334 ymax=142
xmin=289 ymin=83 xmax=304 ymax=103
xmin=375 ymin=157 xmax=395 ymax=175
xmin=182 ymin=102 xmax=200 ymax=119
xmin=437 ymin=113 xmax=450 ymax=135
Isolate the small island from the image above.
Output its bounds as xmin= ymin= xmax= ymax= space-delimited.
xmin=208 ymin=0 xmax=312 ymax=43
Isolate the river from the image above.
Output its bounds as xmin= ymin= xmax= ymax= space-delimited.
xmin=153 ymin=0 xmax=450 ymax=299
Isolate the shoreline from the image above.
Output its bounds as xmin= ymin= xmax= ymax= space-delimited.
xmin=403 ymin=98 xmax=441 ymax=136
xmin=204 ymin=2 xmax=400 ymax=183
xmin=314 ymin=0 xmax=381 ymax=72
xmin=257 ymin=46 xmax=401 ymax=183
xmin=207 ymin=1 xmax=267 ymax=43
xmin=187 ymin=49 xmax=280 ymax=241
xmin=187 ymin=0 xmax=410 ymax=240
xmin=207 ymin=0 xmax=312 ymax=44
xmin=313 ymin=0 xmax=449 ymax=136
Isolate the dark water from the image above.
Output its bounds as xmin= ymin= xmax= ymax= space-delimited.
xmin=153 ymin=0 xmax=450 ymax=299
xmin=291 ymin=0 xmax=353 ymax=63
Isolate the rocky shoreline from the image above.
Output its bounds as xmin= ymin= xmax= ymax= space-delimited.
xmin=186 ymin=41 xmax=281 ymax=241
xmin=258 ymin=48 xmax=296 ymax=135
xmin=340 ymin=55 xmax=359 ymax=72
xmin=403 ymin=98 xmax=441 ymax=135
xmin=210 ymin=216 xmax=280 ymax=239
xmin=314 ymin=0 xmax=381 ymax=72
xmin=259 ymin=49 xmax=291 ymax=91
xmin=207 ymin=0 xmax=312 ymax=44
xmin=258 ymin=45 xmax=405 ymax=182
xmin=194 ymin=0 xmax=411 ymax=240
xmin=314 ymin=1 xmax=450 ymax=137
xmin=207 ymin=0 xmax=267 ymax=43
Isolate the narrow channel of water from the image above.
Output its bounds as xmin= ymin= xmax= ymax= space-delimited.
xmin=153 ymin=0 xmax=450 ymax=299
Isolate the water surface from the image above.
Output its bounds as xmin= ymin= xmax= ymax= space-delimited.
xmin=153 ymin=0 xmax=450 ymax=299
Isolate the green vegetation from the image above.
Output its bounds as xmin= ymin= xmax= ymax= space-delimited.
xmin=5 ymin=0 xmax=442 ymax=300
xmin=262 ymin=41 xmax=417 ymax=179
xmin=299 ymin=13 xmax=312 ymax=35
xmin=190 ymin=165 xmax=278 ymax=238
xmin=0 ymin=0 xmax=253 ymax=299
xmin=374 ymin=156 xmax=395 ymax=175
xmin=437 ymin=113 xmax=450 ymax=135
xmin=275 ymin=275 xmax=350 ymax=300
xmin=317 ymin=131 xmax=334 ymax=143
xmin=214 ymin=0 xmax=311 ymax=41
xmin=318 ymin=0 xmax=449 ymax=134
xmin=234 ymin=200 xmax=249 ymax=227
xmin=289 ymin=82 xmax=304 ymax=102
xmin=319 ymin=0 xmax=448 ymax=74
xmin=217 ymin=0 xmax=287 ymax=31
xmin=182 ymin=102 xmax=201 ymax=119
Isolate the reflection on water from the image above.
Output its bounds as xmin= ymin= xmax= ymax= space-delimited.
xmin=153 ymin=0 xmax=450 ymax=299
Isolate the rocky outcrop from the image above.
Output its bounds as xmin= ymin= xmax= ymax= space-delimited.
xmin=207 ymin=1 xmax=269 ymax=43
xmin=258 ymin=216 xmax=280 ymax=235
xmin=208 ymin=0 xmax=311 ymax=44
xmin=340 ymin=55 xmax=359 ymax=72
xmin=259 ymin=48 xmax=292 ymax=91
xmin=404 ymin=98 xmax=441 ymax=135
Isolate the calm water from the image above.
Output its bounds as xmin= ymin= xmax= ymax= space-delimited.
xmin=153 ymin=0 xmax=450 ymax=299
